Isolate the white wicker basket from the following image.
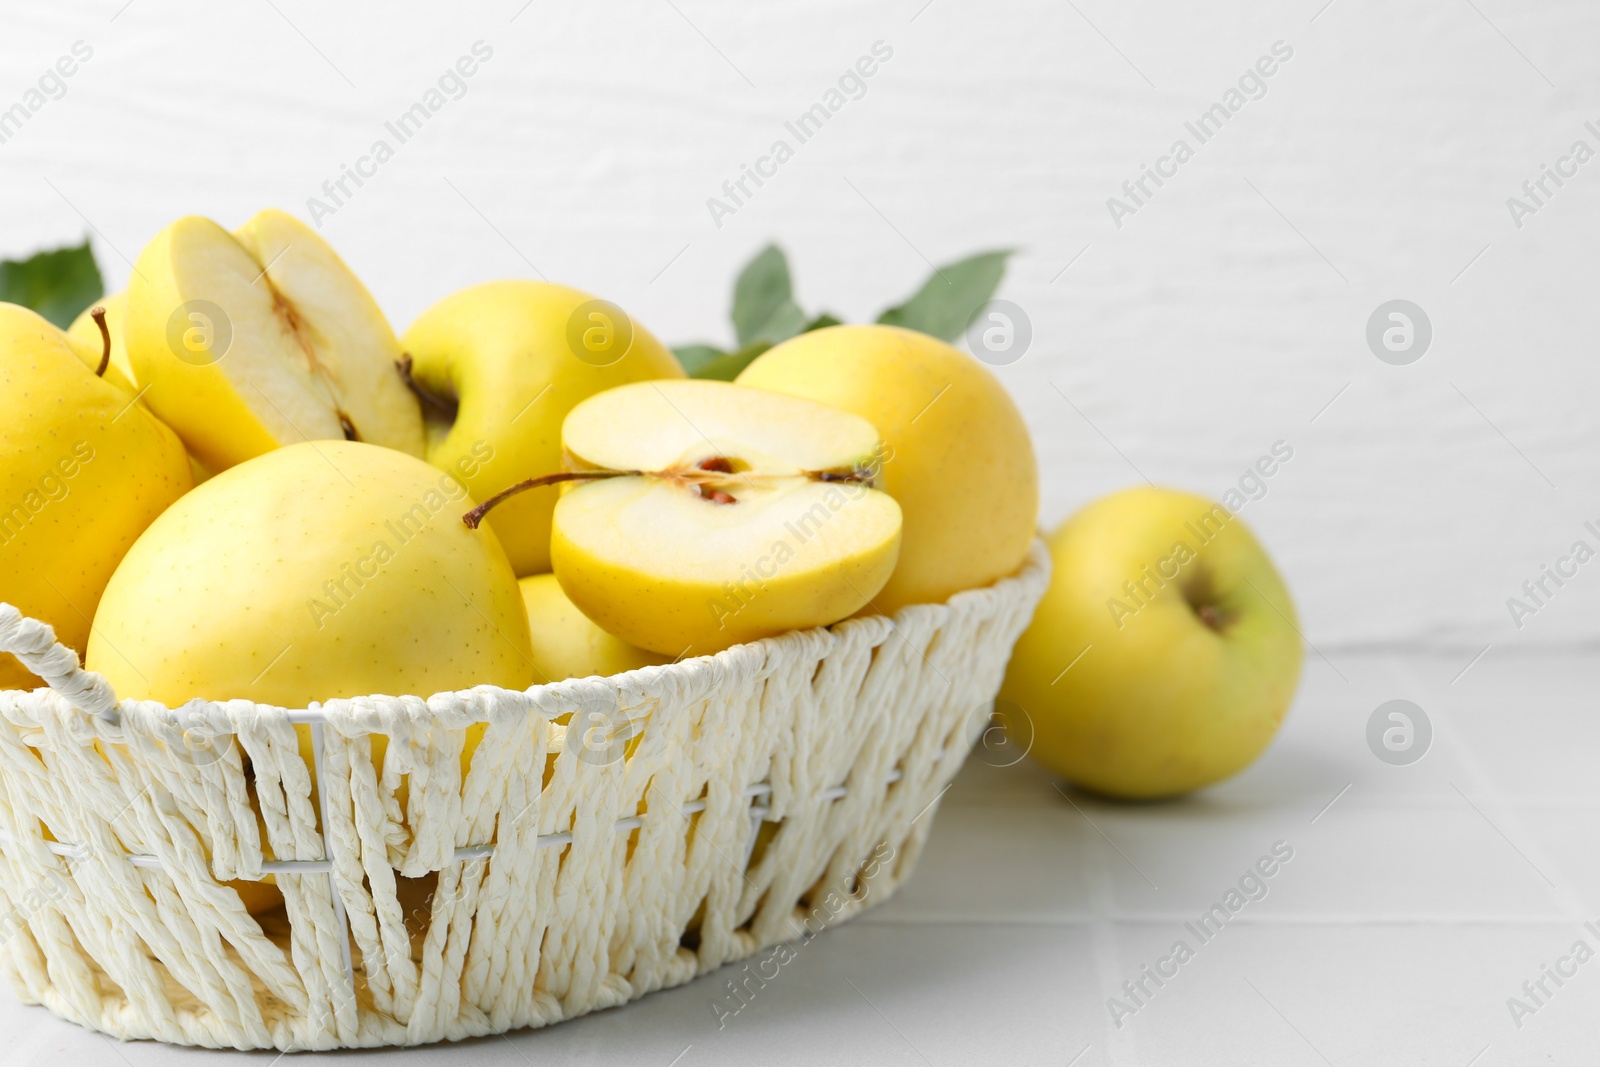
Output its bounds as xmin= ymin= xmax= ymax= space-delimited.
xmin=0 ymin=542 xmax=1047 ymax=1050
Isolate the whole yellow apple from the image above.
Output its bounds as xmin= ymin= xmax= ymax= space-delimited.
xmin=400 ymin=280 xmax=685 ymax=576
xmin=69 ymin=293 xmax=212 ymax=486
xmin=737 ymin=324 xmax=1037 ymax=612
xmin=66 ymin=290 xmax=134 ymax=383
xmin=0 ymin=302 xmax=191 ymax=690
xmin=520 ymin=573 xmax=669 ymax=682
xmin=87 ymin=439 xmax=532 ymax=708
xmin=1001 ymin=487 xmax=1302 ymax=799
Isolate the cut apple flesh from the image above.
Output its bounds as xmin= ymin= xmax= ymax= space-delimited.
xmin=233 ymin=210 xmax=424 ymax=453
xmin=126 ymin=210 xmax=423 ymax=472
xmin=557 ymin=473 xmax=900 ymax=595
xmin=549 ymin=380 xmax=903 ymax=656
xmin=562 ymin=377 xmax=883 ymax=475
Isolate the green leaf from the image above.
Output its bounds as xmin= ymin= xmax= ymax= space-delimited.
xmin=876 ymin=249 xmax=1012 ymax=342
xmin=690 ymin=341 xmax=771 ymax=382
xmin=803 ymin=312 xmax=843 ymax=333
xmin=0 ymin=239 xmax=104 ymax=329
xmin=747 ymin=299 xmax=807 ymax=345
xmin=672 ymin=343 xmax=727 ymax=376
xmin=731 ymin=244 xmax=797 ymax=345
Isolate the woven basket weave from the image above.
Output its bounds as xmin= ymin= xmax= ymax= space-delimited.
xmin=0 ymin=542 xmax=1047 ymax=1050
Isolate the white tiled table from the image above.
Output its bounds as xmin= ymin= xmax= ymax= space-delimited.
xmin=6 ymin=650 xmax=1592 ymax=1065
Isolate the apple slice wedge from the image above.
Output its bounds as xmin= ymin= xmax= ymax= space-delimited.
xmin=126 ymin=209 xmax=424 ymax=472
xmin=467 ymin=380 xmax=903 ymax=657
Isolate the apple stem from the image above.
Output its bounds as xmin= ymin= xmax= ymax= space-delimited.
xmin=90 ymin=306 xmax=110 ymax=377
xmin=465 ymin=460 xmax=858 ymax=529
xmin=396 ymin=353 xmax=461 ymax=418
xmin=463 ymin=470 xmax=639 ymax=529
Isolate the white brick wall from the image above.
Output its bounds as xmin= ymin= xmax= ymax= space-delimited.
xmin=2 ymin=0 xmax=1594 ymax=650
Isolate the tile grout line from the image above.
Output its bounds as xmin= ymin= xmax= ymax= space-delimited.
xmin=1402 ymin=654 xmax=1593 ymax=1064
xmin=1076 ymin=802 xmax=1143 ymax=1067
xmin=1405 ymin=658 xmax=1593 ymax=923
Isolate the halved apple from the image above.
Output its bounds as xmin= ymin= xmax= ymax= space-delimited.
xmin=470 ymin=380 xmax=903 ymax=657
xmin=125 ymin=209 xmax=423 ymax=472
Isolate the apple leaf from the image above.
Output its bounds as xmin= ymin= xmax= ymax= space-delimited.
xmin=746 ymin=299 xmax=807 ymax=345
xmin=673 ymin=343 xmax=727 ymax=376
xmin=679 ymin=243 xmax=1009 ymax=380
xmin=0 ymin=239 xmax=103 ymax=329
xmin=731 ymin=244 xmax=800 ymax=346
xmin=876 ymin=249 xmax=1011 ymax=342
xmin=689 ymin=341 xmax=772 ymax=382
xmin=679 ymin=243 xmax=806 ymax=379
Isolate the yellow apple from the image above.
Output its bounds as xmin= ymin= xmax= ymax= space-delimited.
xmin=87 ymin=439 xmax=532 ymax=707
xmin=737 ymin=324 xmax=1037 ymax=612
xmin=520 ymin=573 xmax=669 ymax=682
xmin=0 ymin=302 xmax=191 ymax=689
xmin=1001 ymin=487 xmax=1303 ymax=799
xmin=399 ymin=280 xmax=685 ymax=576
xmin=491 ymin=379 xmax=902 ymax=657
xmin=66 ymin=290 xmax=134 ymax=383
xmin=125 ymin=210 xmax=424 ymax=474
xmin=70 ymin=292 xmax=212 ymax=485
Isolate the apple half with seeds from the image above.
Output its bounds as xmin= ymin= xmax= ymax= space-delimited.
xmin=466 ymin=379 xmax=903 ymax=657
xmin=126 ymin=209 xmax=425 ymax=473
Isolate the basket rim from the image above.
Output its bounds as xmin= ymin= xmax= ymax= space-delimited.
xmin=0 ymin=539 xmax=1051 ymax=727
